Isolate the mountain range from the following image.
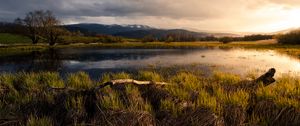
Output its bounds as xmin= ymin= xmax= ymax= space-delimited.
xmin=64 ymin=23 xmax=239 ymax=39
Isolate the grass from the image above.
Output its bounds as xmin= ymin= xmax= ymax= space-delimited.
xmin=1 ymin=69 xmax=299 ymax=125
xmin=67 ymin=72 xmax=93 ymax=89
xmin=256 ymin=74 xmax=300 ymax=109
xmin=2 ymin=39 xmax=300 ymax=59
xmin=0 ymin=33 xmax=31 ymax=44
xmin=26 ymin=115 xmax=53 ymax=126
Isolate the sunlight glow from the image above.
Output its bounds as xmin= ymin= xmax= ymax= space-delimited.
xmin=245 ymin=5 xmax=300 ymax=32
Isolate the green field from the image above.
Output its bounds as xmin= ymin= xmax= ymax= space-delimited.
xmin=0 ymin=33 xmax=32 ymax=44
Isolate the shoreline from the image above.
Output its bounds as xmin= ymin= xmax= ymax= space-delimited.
xmin=1 ymin=40 xmax=300 ymax=58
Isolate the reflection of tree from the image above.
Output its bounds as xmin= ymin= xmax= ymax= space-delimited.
xmin=27 ymin=48 xmax=62 ymax=72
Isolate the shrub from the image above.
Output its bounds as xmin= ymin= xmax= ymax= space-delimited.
xmin=219 ymin=37 xmax=234 ymax=44
xmin=276 ymin=30 xmax=300 ymax=44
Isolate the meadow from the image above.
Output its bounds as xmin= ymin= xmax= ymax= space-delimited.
xmin=0 ymin=33 xmax=31 ymax=44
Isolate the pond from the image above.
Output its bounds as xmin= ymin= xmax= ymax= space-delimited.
xmin=0 ymin=48 xmax=300 ymax=79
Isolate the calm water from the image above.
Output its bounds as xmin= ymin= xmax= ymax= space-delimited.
xmin=1 ymin=48 xmax=300 ymax=78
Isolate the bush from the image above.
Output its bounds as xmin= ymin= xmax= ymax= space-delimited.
xmin=219 ymin=37 xmax=234 ymax=44
xmin=276 ymin=30 xmax=300 ymax=44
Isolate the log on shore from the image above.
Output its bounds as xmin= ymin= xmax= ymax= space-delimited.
xmin=49 ymin=68 xmax=276 ymax=92
xmin=223 ymin=68 xmax=276 ymax=92
xmin=48 ymin=79 xmax=168 ymax=91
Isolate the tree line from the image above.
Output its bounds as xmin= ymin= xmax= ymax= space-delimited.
xmin=218 ymin=34 xmax=273 ymax=43
xmin=276 ymin=30 xmax=300 ymax=44
xmin=142 ymin=34 xmax=273 ymax=43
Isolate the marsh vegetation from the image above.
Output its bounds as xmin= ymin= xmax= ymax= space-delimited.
xmin=0 ymin=68 xmax=299 ymax=125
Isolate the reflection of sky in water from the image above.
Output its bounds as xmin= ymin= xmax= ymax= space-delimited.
xmin=63 ymin=49 xmax=300 ymax=77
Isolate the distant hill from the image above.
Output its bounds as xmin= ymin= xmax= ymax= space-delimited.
xmin=114 ymin=29 xmax=209 ymax=39
xmin=208 ymin=33 xmax=241 ymax=37
xmin=64 ymin=23 xmax=153 ymax=35
xmin=64 ymin=23 xmax=212 ymax=39
xmin=186 ymin=28 xmax=241 ymax=37
xmin=271 ymin=27 xmax=300 ymax=34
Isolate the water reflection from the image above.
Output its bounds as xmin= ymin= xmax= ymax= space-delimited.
xmin=28 ymin=49 xmax=63 ymax=71
xmin=0 ymin=48 xmax=63 ymax=72
xmin=1 ymin=48 xmax=300 ymax=78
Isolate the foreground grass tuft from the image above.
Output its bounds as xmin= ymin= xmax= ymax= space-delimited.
xmin=67 ymin=72 xmax=93 ymax=89
xmin=0 ymin=70 xmax=299 ymax=125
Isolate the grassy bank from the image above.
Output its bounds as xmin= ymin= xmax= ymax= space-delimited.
xmin=1 ymin=39 xmax=300 ymax=58
xmin=0 ymin=69 xmax=299 ymax=125
xmin=0 ymin=33 xmax=31 ymax=44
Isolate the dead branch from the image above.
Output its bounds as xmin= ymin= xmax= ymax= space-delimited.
xmin=223 ymin=68 xmax=276 ymax=92
xmin=255 ymin=68 xmax=276 ymax=86
xmin=94 ymin=79 xmax=168 ymax=90
xmin=49 ymin=68 xmax=276 ymax=92
xmin=49 ymin=79 xmax=169 ymax=91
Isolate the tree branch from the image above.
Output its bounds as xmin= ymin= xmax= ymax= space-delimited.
xmin=48 ymin=79 xmax=169 ymax=91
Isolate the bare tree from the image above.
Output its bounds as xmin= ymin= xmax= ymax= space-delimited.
xmin=15 ymin=10 xmax=67 ymax=45
xmin=41 ymin=10 xmax=66 ymax=46
xmin=23 ymin=10 xmax=45 ymax=44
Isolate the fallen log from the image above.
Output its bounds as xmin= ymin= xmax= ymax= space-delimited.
xmin=49 ymin=68 xmax=276 ymax=92
xmin=223 ymin=68 xmax=276 ymax=92
xmin=48 ymin=79 xmax=169 ymax=91
xmin=94 ymin=79 xmax=168 ymax=90
xmin=255 ymin=68 xmax=276 ymax=86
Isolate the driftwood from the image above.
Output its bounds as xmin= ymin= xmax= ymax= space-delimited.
xmin=49 ymin=79 xmax=168 ymax=91
xmin=49 ymin=68 xmax=276 ymax=92
xmin=94 ymin=79 xmax=168 ymax=90
xmin=223 ymin=68 xmax=276 ymax=92
xmin=255 ymin=68 xmax=276 ymax=86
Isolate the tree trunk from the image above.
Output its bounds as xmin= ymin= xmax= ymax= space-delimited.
xmin=31 ymin=36 xmax=38 ymax=44
xmin=49 ymin=41 xmax=55 ymax=46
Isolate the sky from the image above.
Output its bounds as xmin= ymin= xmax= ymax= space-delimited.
xmin=1 ymin=0 xmax=300 ymax=33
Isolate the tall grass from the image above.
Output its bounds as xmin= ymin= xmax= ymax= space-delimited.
xmin=256 ymin=74 xmax=300 ymax=109
xmin=0 ymin=70 xmax=300 ymax=125
xmin=67 ymin=72 xmax=93 ymax=89
xmin=26 ymin=115 xmax=53 ymax=126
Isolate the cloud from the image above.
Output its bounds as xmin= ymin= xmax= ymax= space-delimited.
xmin=0 ymin=0 xmax=247 ymax=19
xmin=267 ymin=0 xmax=300 ymax=6
xmin=0 ymin=0 xmax=300 ymax=32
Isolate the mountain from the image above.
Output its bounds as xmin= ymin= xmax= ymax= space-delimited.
xmin=64 ymin=23 xmax=153 ymax=35
xmin=64 ymin=23 xmax=231 ymax=39
xmin=207 ymin=33 xmax=241 ymax=37
xmin=185 ymin=28 xmax=241 ymax=37
xmin=114 ymin=29 xmax=208 ymax=39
